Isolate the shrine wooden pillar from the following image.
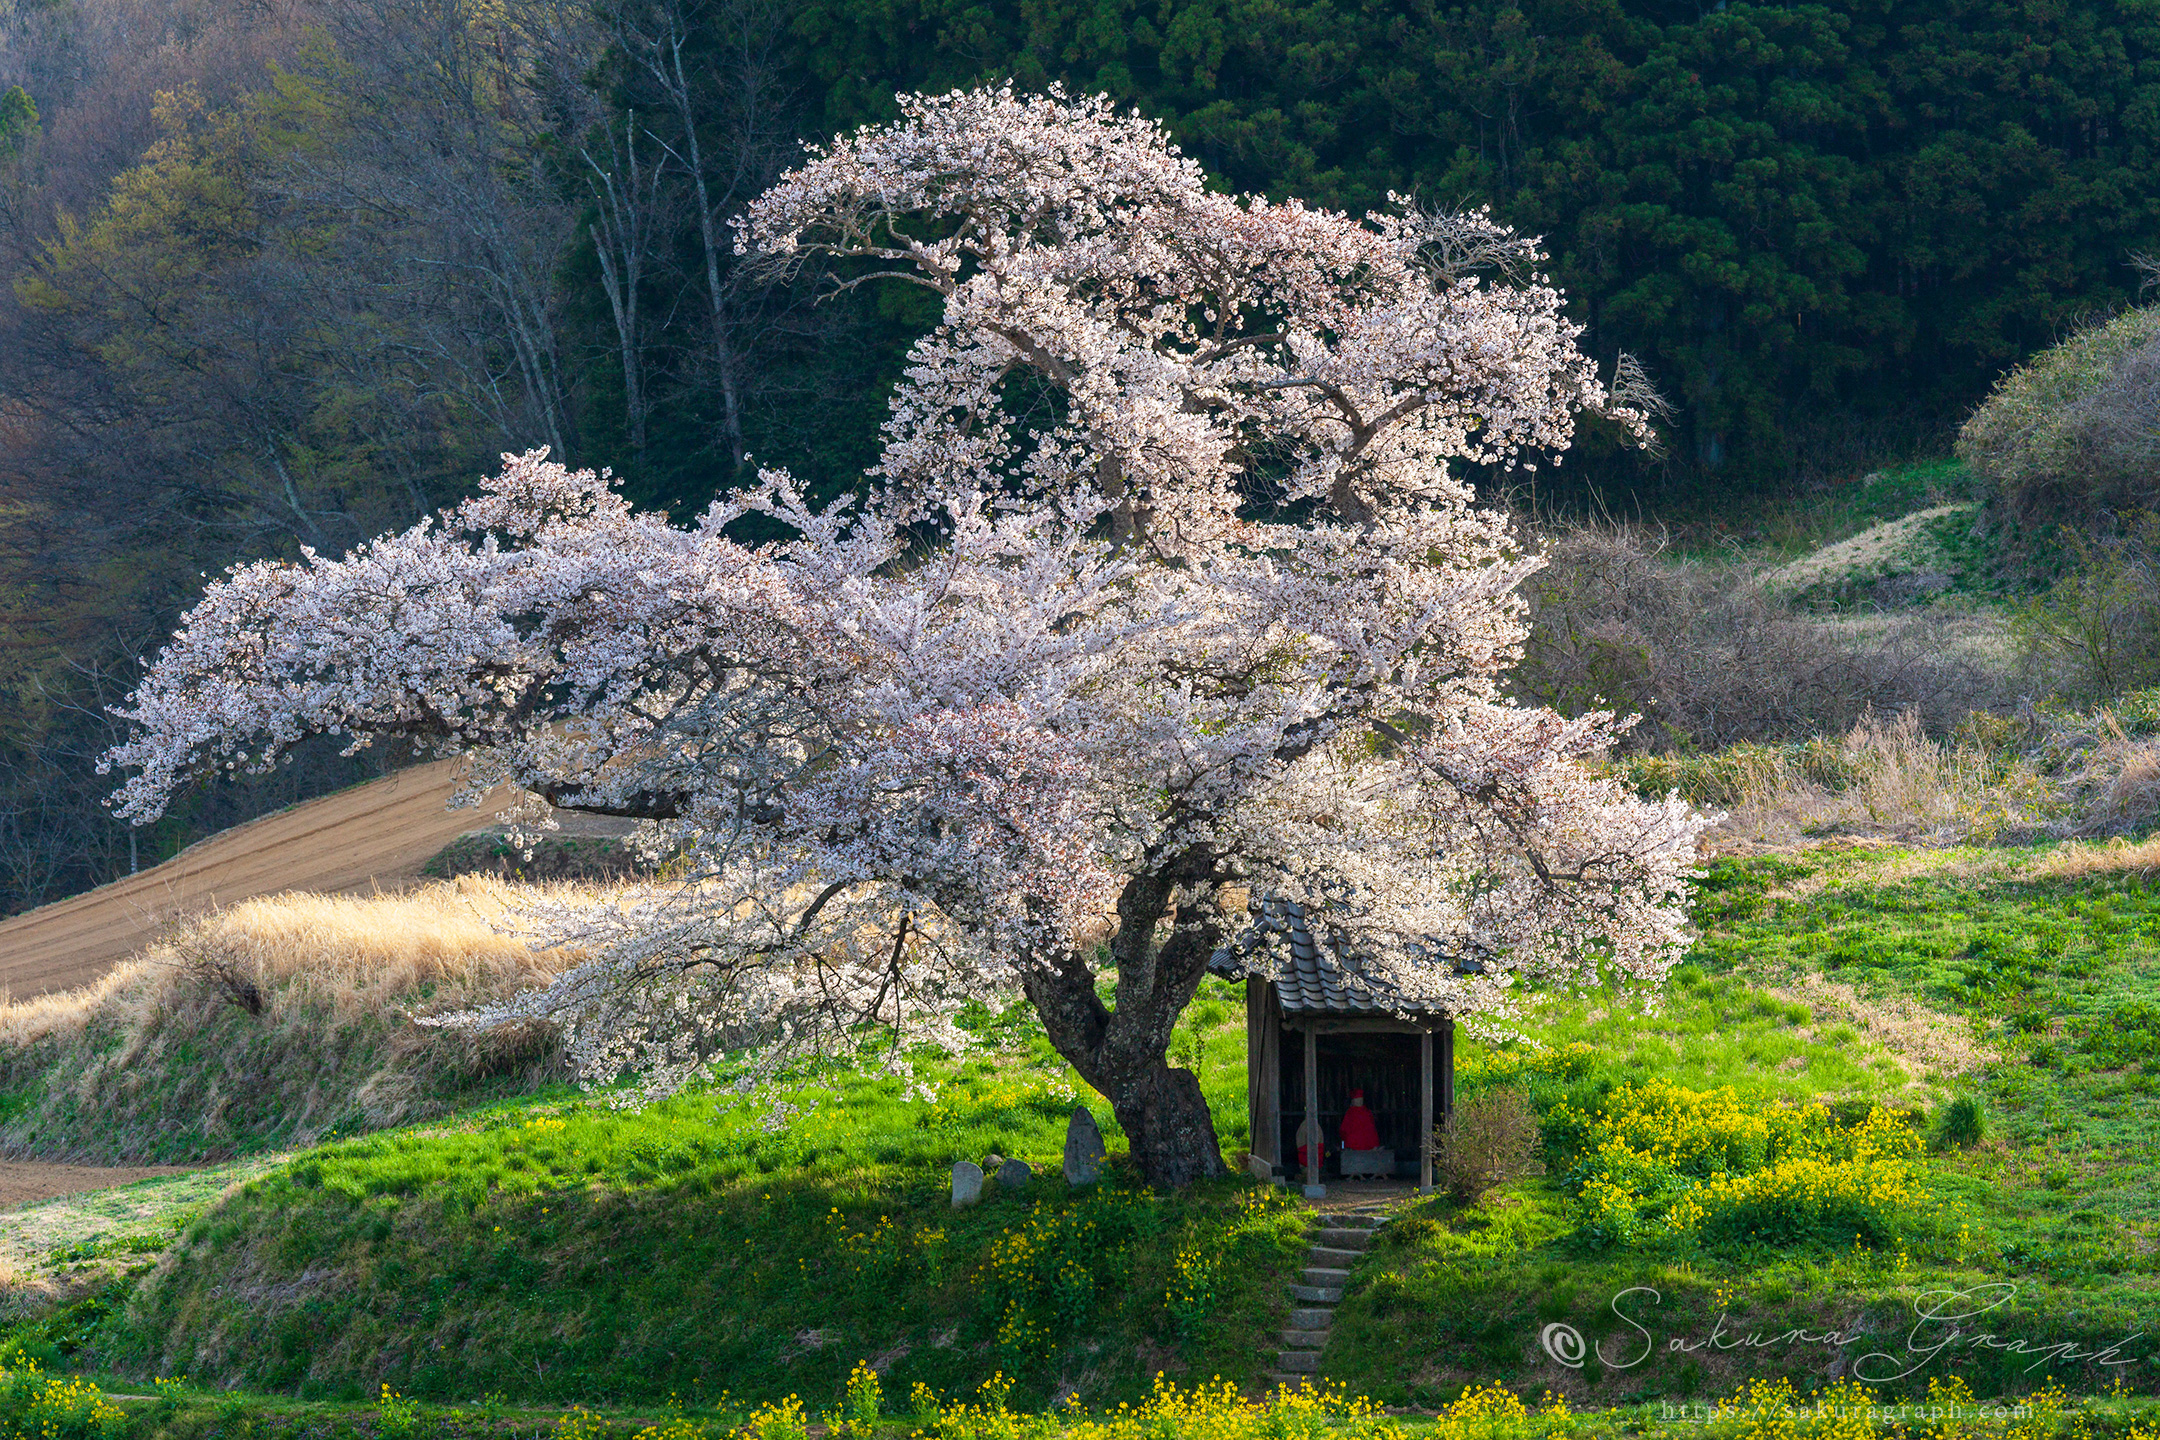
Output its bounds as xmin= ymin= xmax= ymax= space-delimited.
xmin=1419 ymin=1025 xmax=1434 ymax=1193
xmin=1245 ymin=979 xmax=1281 ymax=1167
xmin=1440 ymin=1015 xmax=1456 ymax=1121
xmin=1302 ymin=1025 xmax=1320 ymax=1194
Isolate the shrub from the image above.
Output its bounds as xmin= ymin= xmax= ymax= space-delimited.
xmin=1958 ymin=303 xmax=2160 ymax=521
xmin=840 ymin=1361 xmax=882 ymax=1436
xmin=2111 ymin=686 xmax=2160 ymax=734
xmin=1618 ymin=712 xmax=2059 ymax=847
xmin=1431 ymin=1087 xmax=1545 ymax=1203
xmin=377 ymin=1385 xmax=419 ymax=1440
xmin=421 ymin=832 xmax=659 ymax=883
xmin=1945 ymin=696 xmax=2160 ymax=838
xmin=1514 ymin=523 xmax=2009 ymax=752
xmin=744 ymin=1397 xmax=807 ymax=1440
xmin=2014 ymin=511 xmax=2160 ymax=700
xmin=1932 ymin=1094 xmax=1987 ymax=1150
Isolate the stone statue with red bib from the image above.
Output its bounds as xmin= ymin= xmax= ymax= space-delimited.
xmin=1338 ymin=1088 xmax=1392 ymax=1177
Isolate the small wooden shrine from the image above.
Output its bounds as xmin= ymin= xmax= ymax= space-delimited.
xmin=1211 ymin=900 xmax=1458 ymax=1194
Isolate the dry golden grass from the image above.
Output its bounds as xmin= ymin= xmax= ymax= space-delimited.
xmin=2030 ymin=833 xmax=2160 ymax=880
xmin=0 ymin=878 xmax=606 ymax=1164
xmin=1704 ymin=712 xmax=2053 ymax=853
xmin=2060 ymin=734 xmax=2160 ymax=836
xmin=0 ymin=876 xmax=590 ymax=1041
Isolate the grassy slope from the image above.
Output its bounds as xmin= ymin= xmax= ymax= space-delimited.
xmin=93 ymin=985 xmax=1308 ymax=1407
xmin=1655 ymin=460 xmax=1977 ymax=562
xmin=11 ymin=841 xmax=2152 ymax=1415
xmin=1659 ymin=457 xmax=2032 ymax=608
xmin=1325 ymin=846 xmax=2160 ymax=1408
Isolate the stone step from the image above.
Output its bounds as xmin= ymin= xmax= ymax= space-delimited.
xmin=1288 ymin=1283 xmax=1343 ymax=1304
xmin=1276 ymin=1351 xmax=1323 ymax=1373
xmin=1301 ymin=1266 xmax=1352 ymax=1286
xmin=1267 ymin=1373 xmax=1318 ymax=1389
xmin=1287 ymin=1307 xmax=1335 ymax=1329
xmin=1306 ymin=1245 xmax=1364 ymax=1266
xmin=1310 ymin=1228 xmax=1372 ymax=1250
xmin=1281 ymin=1328 xmax=1331 ymax=1349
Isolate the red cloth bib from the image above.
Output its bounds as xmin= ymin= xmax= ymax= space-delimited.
xmin=1340 ymin=1101 xmax=1380 ymax=1150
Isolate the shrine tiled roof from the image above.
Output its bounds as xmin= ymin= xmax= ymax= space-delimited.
xmin=1208 ymin=898 xmax=1472 ymax=1016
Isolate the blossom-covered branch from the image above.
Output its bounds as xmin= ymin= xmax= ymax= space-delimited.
xmin=109 ymin=86 xmax=1707 ymax=1185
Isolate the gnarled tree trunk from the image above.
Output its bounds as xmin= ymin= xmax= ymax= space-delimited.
xmin=1105 ymin=1058 xmax=1226 ymax=1188
xmin=1021 ymin=854 xmax=1234 ymax=1188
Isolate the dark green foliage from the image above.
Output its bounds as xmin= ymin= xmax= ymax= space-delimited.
xmin=600 ymin=0 xmax=2160 ymax=508
xmin=0 ymin=86 xmax=34 ymax=158
xmin=20 ymin=0 xmax=2160 ymax=917
xmin=418 ymin=834 xmax=656 ymax=884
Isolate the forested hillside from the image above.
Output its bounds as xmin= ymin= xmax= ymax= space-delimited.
xmin=6 ymin=0 xmax=2159 ymax=914
xmin=794 ymin=0 xmax=2160 ymax=490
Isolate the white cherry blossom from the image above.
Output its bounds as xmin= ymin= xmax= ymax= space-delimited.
xmin=107 ymin=87 xmax=1707 ymax=1185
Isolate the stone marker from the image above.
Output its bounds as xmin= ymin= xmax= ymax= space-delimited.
xmin=1063 ymin=1106 xmax=1106 ymax=1185
xmin=1244 ymin=1152 xmax=1275 ymax=1183
xmin=995 ymin=1157 xmax=1033 ymax=1191
xmin=951 ymin=1160 xmax=984 ymax=1208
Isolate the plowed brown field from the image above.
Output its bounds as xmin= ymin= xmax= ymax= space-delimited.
xmin=0 ymin=761 xmax=513 ymax=1000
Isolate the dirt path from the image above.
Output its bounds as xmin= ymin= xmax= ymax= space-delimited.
xmin=0 ymin=1161 xmax=193 ymax=1210
xmin=0 ymin=760 xmax=517 ymax=1001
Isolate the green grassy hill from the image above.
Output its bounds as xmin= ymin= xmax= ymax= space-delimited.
xmin=97 ymin=1022 xmax=1307 ymax=1406
xmin=0 ymin=839 xmax=2135 ymax=1416
xmin=1329 ymin=844 xmax=2160 ymax=1407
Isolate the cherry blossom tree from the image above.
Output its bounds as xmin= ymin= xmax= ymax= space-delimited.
xmin=105 ymin=87 xmax=1709 ymax=1186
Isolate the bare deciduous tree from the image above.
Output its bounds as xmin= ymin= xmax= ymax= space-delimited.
xmin=611 ymin=0 xmax=797 ymax=471
xmin=583 ymin=112 xmax=672 ymax=455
